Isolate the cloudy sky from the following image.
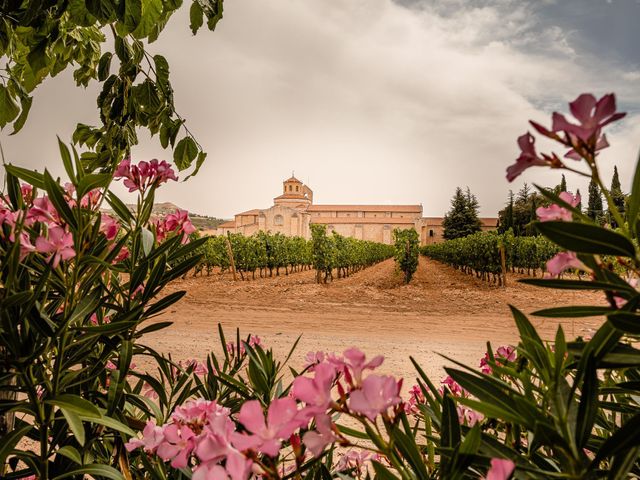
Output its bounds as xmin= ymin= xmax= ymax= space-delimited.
xmin=2 ymin=0 xmax=639 ymax=218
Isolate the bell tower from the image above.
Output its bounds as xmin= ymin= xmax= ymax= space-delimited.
xmin=274 ymin=173 xmax=312 ymax=209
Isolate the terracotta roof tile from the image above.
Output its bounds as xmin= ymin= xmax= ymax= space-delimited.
xmin=236 ymin=209 xmax=261 ymax=216
xmin=310 ymin=217 xmax=416 ymax=225
xmin=218 ymin=221 xmax=236 ymax=228
xmin=308 ymin=204 xmax=422 ymax=213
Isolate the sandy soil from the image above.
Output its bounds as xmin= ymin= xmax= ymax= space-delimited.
xmin=141 ymin=257 xmax=605 ymax=385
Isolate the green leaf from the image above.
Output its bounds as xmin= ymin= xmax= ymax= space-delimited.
xmin=0 ymin=425 xmax=32 ymax=466
xmin=535 ymin=221 xmax=636 ymax=258
xmin=133 ymin=0 xmax=164 ymax=38
xmin=98 ymin=52 xmax=113 ymax=81
xmin=76 ymin=173 xmax=112 ymax=199
xmin=0 ymin=84 xmax=20 ymax=128
xmin=629 ymin=150 xmax=640 ymax=239
xmin=593 ymin=413 xmax=640 ymax=464
xmin=173 ymin=136 xmax=198 ymax=170
xmin=190 ymin=1 xmax=204 ymax=34
xmin=372 ymin=461 xmax=399 ymax=480
xmin=79 ymin=411 xmax=136 ymax=436
xmin=122 ymin=0 xmax=143 ymax=32
xmin=141 ymin=227 xmax=155 ymax=256
xmin=520 ymin=278 xmax=636 ymax=293
xmin=153 ymin=54 xmax=170 ymax=93
xmin=52 ymin=464 xmax=124 ymax=480
xmin=44 ymin=170 xmax=77 ymax=229
xmin=56 ymin=445 xmax=82 ymax=465
xmin=46 ymin=394 xmax=101 ymax=418
xmin=60 ymin=407 xmax=86 ymax=446
xmin=533 ymin=305 xmax=614 ymax=318
xmin=607 ymin=312 xmax=640 ymax=335
xmin=10 ymin=95 xmax=32 ymax=135
xmin=185 ymin=150 xmax=207 ymax=180
xmin=4 ymin=165 xmax=46 ymax=189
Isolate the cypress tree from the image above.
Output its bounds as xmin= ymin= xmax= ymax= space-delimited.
xmin=610 ymin=165 xmax=625 ymax=227
xmin=587 ymin=178 xmax=603 ymax=222
xmin=575 ymin=188 xmax=582 ymax=212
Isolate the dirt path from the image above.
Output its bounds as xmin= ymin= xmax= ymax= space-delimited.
xmin=143 ymin=257 xmax=604 ymax=385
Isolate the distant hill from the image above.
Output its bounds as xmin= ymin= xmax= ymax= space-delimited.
xmin=107 ymin=202 xmax=228 ymax=231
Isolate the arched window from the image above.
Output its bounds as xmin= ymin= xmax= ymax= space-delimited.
xmin=429 ymin=229 xmax=434 ymax=237
xmin=289 ymin=185 xmax=292 ymax=192
xmin=274 ymin=215 xmax=284 ymax=226
xmin=295 ymin=185 xmax=299 ymax=191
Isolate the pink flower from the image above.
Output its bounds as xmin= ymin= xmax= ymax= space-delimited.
xmin=458 ymin=405 xmax=484 ymax=426
xmin=28 ymin=196 xmax=58 ymax=226
xmin=439 ymin=376 xmax=466 ymax=397
xmin=113 ymin=246 xmax=130 ymax=263
xmin=115 ymin=158 xmax=178 ymax=193
xmin=336 ymin=449 xmax=373 ymax=474
xmin=35 ymin=226 xmax=75 ymax=268
xmin=506 ymin=133 xmax=552 ymax=182
xmin=484 ymin=458 xmax=515 ymax=480
xmin=404 ymin=384 xmax=426 ymax=415
xmin=302 ymin=413 xmax=338 ymax=457
xmin=552 ymin=93 xmax=625 ymax=143
xmin=193 ymin=463 xmax=229 ymax=480
xmin=100 ymin=214 xmax=119 ymax=240
xmin=536 ymin=191 xmax=581 ymax=222
xmin=546 ymin=251 xmax=589 ymax=277
xmin=173 ymin=399 xmax=229 ymax=431
xmin=331 ymin=347 xmax=383 ymax=386
xmin=304 ymin=351 xmax=327 ymax=370
xmin=156 ymin=423 xmax=197 ymax=468
xmin=18 ymin=231 xmax=36 ymax=261
xmin=232 ymin=398 xmax=300 ymax=457
xmin=164 ymin=209 xmax=197 ymax=244
xmin=480 ymin=346 xmax=516 ymax=374
xmin=349 ymin=374 xmax=401 ymax=421
xmin=565 ymin=134 xmax=609 ymax=160
xmin=80 ymin=189 xmax=101 ymax=209
xmin=125 ymin=420 xmax=165 ymax=453
xmin=292 ymin=362 xmax=336 ymax=414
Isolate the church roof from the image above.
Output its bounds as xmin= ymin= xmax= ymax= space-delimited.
xmin=310 ymin=217 xmax=416 ymax=225
xmin=308 ymin=204 xmax=422 ymax=213
xmin=274 ymin=193 xmax=308 ymax=200
xmin=218 ymin=220 xmax=236 ymax=228
xmin=236 ymin=209 xmax=261 ymax=216
xmin=284 ymin=176 xmax=302 ymax=183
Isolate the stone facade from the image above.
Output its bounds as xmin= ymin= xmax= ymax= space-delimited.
xmin=216 ymin=176 xmax=497 ymax=245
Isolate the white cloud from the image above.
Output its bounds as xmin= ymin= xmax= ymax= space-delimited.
xmin=1 ymin=0 xmax=638 ymax=217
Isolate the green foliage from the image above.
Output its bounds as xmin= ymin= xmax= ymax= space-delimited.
xmin=442 ymin=187 xmax=482 ymax=240
xmin=422 ymin=231 xmax=558 ymax=283
xmin=393 ymin=228 xmax=420 ymax=284
xmin=310 ymin=224 xmax=394 ymax=283
xmin=587 ymin=178 xmax=605 ymax=223
xmin=0 ymin=0 xmax=224 ymax=172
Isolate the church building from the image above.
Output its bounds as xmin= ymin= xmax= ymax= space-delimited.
xmin=216 ymin=175 xmax=497 ymax=245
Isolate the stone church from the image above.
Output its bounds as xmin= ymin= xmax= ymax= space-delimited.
xmin=216 ymin=175 xmax=497 ymax=245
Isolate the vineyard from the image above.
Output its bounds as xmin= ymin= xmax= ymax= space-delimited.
xmin=393 ymin=228 xmax=420 ymax=284
xmin=421 ymin=231 xmax=559 ymax=285
xmin=192 ymin=227 xmax=395 ymax=283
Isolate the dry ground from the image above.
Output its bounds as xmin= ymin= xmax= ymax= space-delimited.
xmin=142 ymin=257 xmax=605 ymax=385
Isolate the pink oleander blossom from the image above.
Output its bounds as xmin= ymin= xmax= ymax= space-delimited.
xmin=439 ymin=376 xmax=467 ymax=397
xmin=125 ymin=420 xmax=165 ymax=453
xmin=304 ymin=351 xmax=327 ymax=370
xmin=226 ymin=335 xmax=262 ymax=357
xmin=546 ymin=251 xmax=589 ymax=278
xmin=303 ymin=413 xmax=338 ymax=457
xmin=404 ymin=384 xmax=426 ymax=415
xmin=336 ymin=449 xmax=373 ymax=474
xmin=551 ymin=93 xmax=626 ymax=143
xmin=232 ymin=398 xmax=300 ymax=457
xmin=480 ymin=346 xmax=516 ymax=374
xmin=349 ymin=374 xmax=402 ymax=421
xmin=292 ymin=362 xmax=336 ymax=415
xmin=100 ymin=214 xmax=119 ymax=240
xmin=156 ymin=423 xmax=197 ymax=468
xmin=165 ymin=209 xmax=197 ymax=243
xmin=35 ymin=226 xmax=75 ymax=268
xmin=458 ymin=405 xmax=484 ymax=426
xmin=506 ymin=133 xmax=558 ymax=182
xmin=28 ymin=196 xmax=59 ymax=226
xmin=115 ymin=158 xmax=178 ymax=193
xmin=330 ymin=347 xmax=383 ymax=386
xmin=536 ymin=191 xmax=581 ymax=222
xmin=484 ymin=458 xmax=516 ymax=480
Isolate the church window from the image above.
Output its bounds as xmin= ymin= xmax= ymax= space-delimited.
xmin=296 ymin=185 xmax=299 ymax=191
xmin=274 ymin=215 xmax=284 ymax=226
xmin=289 ymin=185 xmax=292 ymax=192
xmin=429 ymin=229 xmax=434 ymax=237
